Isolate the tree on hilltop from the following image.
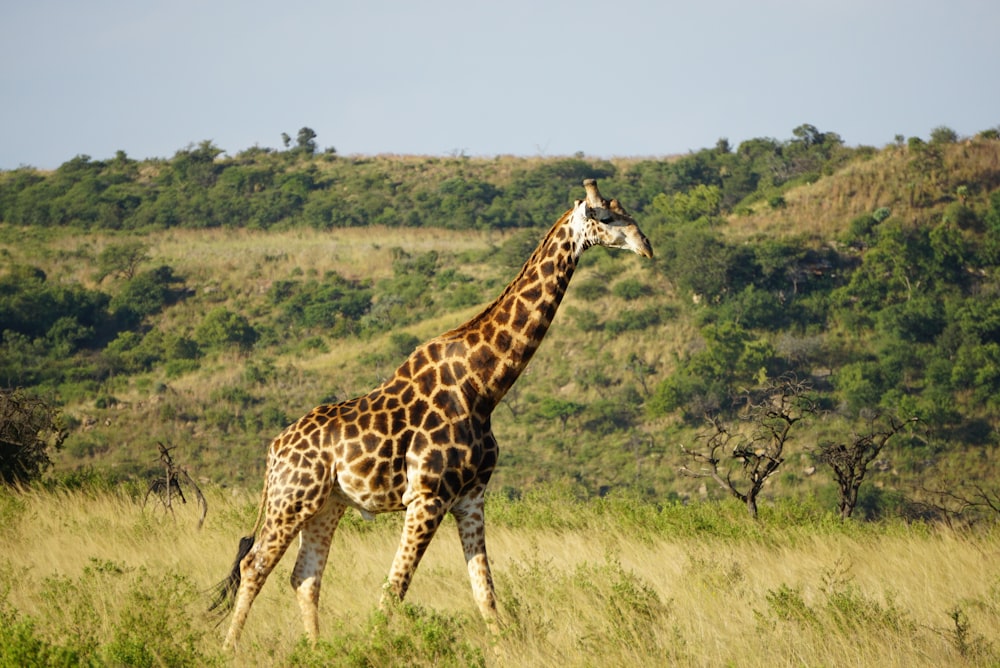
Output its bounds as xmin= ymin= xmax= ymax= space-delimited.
xmin=296 ymin=127 xmax=318 ymax=155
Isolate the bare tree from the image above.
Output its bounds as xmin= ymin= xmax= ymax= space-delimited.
xmin=815 ymin=413 xmax=916 ymax=519
xmin=680 ymin=375 xmax=817 ymax=518
xmin=910 ymin=480 xmax=1000 ymax=528
xmin=144 ymin=442 xmax=207 ymax=529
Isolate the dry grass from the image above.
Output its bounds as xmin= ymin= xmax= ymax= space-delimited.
xmin=725 ymin=139 xmax=1000 ymax=242
xmin=2 ymin=486 xmax=998 ymax=666
xmin=152 ymin=225 xmax=498 ymax=285
xmin=0 ymin=224 xmax=500 ymax=294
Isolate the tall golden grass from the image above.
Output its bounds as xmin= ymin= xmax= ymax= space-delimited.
xmin=2 ymin=485 xmax=997 ymax=666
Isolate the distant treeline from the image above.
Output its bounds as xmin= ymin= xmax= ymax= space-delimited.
xmin=0 ymin=124 xmax=868 ymax=231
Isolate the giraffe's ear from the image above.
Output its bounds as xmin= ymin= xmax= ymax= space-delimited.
xmin=575 ymin=199 xmax=597 ymax=220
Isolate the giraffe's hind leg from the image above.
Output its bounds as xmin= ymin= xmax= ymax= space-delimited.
xmin=452 ymin=491 xmax=499 ymax=633
xmin=291 ymin=498 xmax=347 ymax=643
xmin=223 ymin=521 xmax=300 ymax=649
xmin=224 ymin=461 xmax=331 ymax=649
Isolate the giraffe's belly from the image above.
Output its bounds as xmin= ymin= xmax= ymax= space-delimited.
xmin=330 ymin=473 xmax=407 ymax=516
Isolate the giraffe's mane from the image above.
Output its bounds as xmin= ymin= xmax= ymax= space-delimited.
xmin=435 ymin=206 xmax=575 ymax=341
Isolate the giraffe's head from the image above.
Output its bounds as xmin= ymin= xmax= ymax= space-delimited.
xmin=572 ymin=179 xmax=653 ymax=259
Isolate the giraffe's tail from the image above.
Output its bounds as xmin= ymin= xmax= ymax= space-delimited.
xmin=208 ymin=535 xmax=255 ymax=620
xmin=208 ymin=479 xmax=269 ymax=620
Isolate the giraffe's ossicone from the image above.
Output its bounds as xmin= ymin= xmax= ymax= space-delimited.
xmin=211 ymin=179 xmax=653 ymax=649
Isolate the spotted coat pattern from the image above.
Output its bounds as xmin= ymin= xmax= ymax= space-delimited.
xmin=218 ymin=179 xmax=653 ymax=648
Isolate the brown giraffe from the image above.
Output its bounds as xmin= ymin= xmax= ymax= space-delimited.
xmin=211 ymin=179 xmax=653 ymax=648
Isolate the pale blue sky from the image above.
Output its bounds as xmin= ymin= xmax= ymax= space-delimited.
xmin=2 ymin=0 xmax=998 ymax=170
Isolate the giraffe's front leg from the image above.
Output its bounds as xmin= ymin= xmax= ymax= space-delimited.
xmin=452 ymin=491 xmax=499 ymax=634
xmin=381 ymin=495 xmax=447 ymax=608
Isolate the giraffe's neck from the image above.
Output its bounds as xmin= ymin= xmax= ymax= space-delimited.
xmin=450 ymin=209 xmax=582 ymax=411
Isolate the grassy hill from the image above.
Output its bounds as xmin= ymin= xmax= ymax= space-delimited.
xmin=2 ymin=130 xmax=1000 ymax=521
xmin=729 ymin=139 xmax=1000 ymax=240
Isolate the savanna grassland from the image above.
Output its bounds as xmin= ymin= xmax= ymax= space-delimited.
xmin=4 ymin=126 xmax=1000 ymax=666
xmin=2 ymin=484 xmax=998 ymax=667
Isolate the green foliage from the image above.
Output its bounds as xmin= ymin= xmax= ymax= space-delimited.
xmin=0 ymin=264 xmax=111 ymax=344
xmin=659 ymin=227 xmax=728 ymax=297
xmin=296 ymin=126 xmax=318 ymax=155
xmin=268 ymin=271 xmax=372 ymax=336
xmin=611 ymin=277 xmax=652 ymax=300
xmin=438 ymin=278 xmax=483 ymax=309
xmin=102 ymin=327 xmax=202 ymax=376
xmin=0 ymin=559 xmax=216 ymax=667
xmin=714 ymin=284 xmax=787 ymax=330
xmin=573 ymin=277 xmax=608 ymax=301
xmin=289 ymin=602 xmax=484 ymax=667
xmin=102 ymin=571 xmax=207 ymax=667
xmin=648 ymin=321 xmax=775 ymax=420
xmin=533 ymin=396 xmax=585 ymax=431
xmin=947 ymin=606 xmax=996 ymax=662
xmin=389 ymin=332 xmax=421 ymax=359
xmin=435 ymin=176 xmax=501 ymax=229
xmin=0 ymin=602 xmax=86 ymax=667
xmin=651 ymin=184 xmax=723 ymax=222
xmin=605 ymin=306 xmax=664 ymax=334
xmin=759 ymin=571 xmax=918 ymax=644
xmin=0 ymin=123 xmax=861 ymax=235
xmin=832 ymin=361 xmax=885 ymax=414
xmin=492 ymin=229 xmax=541 ymax=270
xmin=110 ymin=264 xmax=185 ymax=324
xmin=763 ymin=583 xmax=818 ymax=625
xmin=195 ymin=307 xmax=259 ymax=352
xmin=96 ymin=240 xmax=150 ymax=281
xmin=930 ymin=125 xmax=959 ymax=145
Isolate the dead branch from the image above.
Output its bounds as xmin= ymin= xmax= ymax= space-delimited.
xmin=144 ymin=442 xmax=208 ymax=529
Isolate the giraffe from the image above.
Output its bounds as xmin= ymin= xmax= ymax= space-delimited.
xmin=211 ymin=178 xmax=653 ymax=648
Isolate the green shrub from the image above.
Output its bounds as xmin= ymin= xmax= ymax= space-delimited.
xmin=268 ymin=271 xmax=372 ymax=333
xmin=605 ymin=306 xmax=663 ymax=334
xmin=195 ymin=307 xmax=258 ymax=352
xmin=612 ymin=278 xmax=653 ymax=301
xmin=0 ymin=604 xmax=85 ymax=668
xmin=109 ymin=265 xmax=184 ymax=323
xmin=764 ymin=584 xmax=818 ymax=625
xmin=0 ymin=558 xmax=218 ymax=666
xmin=566 ymin=306 xmax=601 ymax=332
xmin=288 ymin=602 xmax=485 ymax=668
xmin=574 ymin=278 xmax=608 ymax=301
